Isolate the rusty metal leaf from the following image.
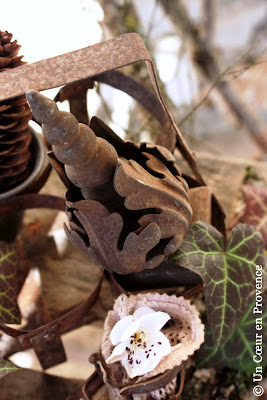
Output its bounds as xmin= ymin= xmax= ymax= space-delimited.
xmin=65 ymin=200 xmax=162 ymax=274
xmin=114 ymin=155 xmax=192 ymax=256
xmin=62 ymin=136 xmax=192 ymax=273
xmin=26 ymin=91 xmax=193 ymax=273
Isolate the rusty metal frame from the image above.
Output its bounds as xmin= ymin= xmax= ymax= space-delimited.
xmin=0 ymin=33 xmax=205 ymax=185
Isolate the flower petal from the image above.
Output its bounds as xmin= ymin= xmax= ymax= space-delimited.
xmin=139 ymin=311 xmax=170 ymax=335
xmin=106 ymin=341 xmax=128 ymax=364
xmin=110 ymin=315 xmax=134 ymax=345
xmin=133 ymin=306 xmax=155 ymax=320
xmin=141 ymin=355 xmax=162 ymax=375
xmin=120 ymin=319 xmax=141 ymax=342
xmin=121 ymin=348 xmax=151 ymax=378
xmin=148 ymin=331 xmax=172 ymax=358
xmin=121 ymin=344 xmax=165 ymax=378
xmin=125 ymin=331 xmax=171 ymax=377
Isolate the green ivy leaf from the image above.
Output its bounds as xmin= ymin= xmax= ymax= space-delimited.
xmin=0 ymin=359 xmax=20 ymax=380
xmin=170 ymin=223 xmax=266 ymax=349
xmin=0 ymin=241 xmax=21 ymax=324
xmin=197 ymin=294 xmax=267 ymax=373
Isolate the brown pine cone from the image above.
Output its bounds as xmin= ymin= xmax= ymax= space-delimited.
xmin=0 ymin=30 xmax=32 ymax=193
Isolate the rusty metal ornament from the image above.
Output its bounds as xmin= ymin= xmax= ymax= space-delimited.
xmin=26 ymin=90 xmax=192 ymax=274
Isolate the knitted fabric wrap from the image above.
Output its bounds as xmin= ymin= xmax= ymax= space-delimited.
xmin=101 ymin=292 xmax=205 ymax=399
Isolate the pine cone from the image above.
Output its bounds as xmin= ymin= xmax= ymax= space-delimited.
xmin=0 ymin=30 xmax=32 ymax=193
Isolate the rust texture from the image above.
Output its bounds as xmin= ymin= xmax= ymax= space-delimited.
xmin=0 ymin=193 xmax=65 ymax=217
xmin=0 ymin=34 xmax=151 ymax=102
xmin=188 ymin=186 xmax=212 ymax=223
xmin=1 ymin=271 xmax=103 ymax=370
xmin=0 ymin=33 xmax=208 ymax=188
xmin=27 ymin=90 xmax=118 ymax=204
xmin=66 ymin=365 xmax=185 ymax=400
xmin=66 ymin=371 xmax=104 ymax=400
xmin=54 ymin=77 xmax=94 ymax=126
xmin=0 ymin=31 xmax=32 ymax=193
xmin=56 ymin=71 xmax=225 ymax=237
xmin=0 ymin=33 xmax=225 ymax=232
xmin=55 ymin=71 xmax=173 ymax=148
xmin=89 ymin=351 xmax=181 ymax=396
xmin=27 ymin=91 xmax=192 ymax=274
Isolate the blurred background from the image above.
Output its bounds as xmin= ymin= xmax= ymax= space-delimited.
xmin=1 ymin=0 xmax=266 ymax=159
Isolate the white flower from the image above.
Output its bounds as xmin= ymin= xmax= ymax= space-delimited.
xmin=106 ymin=306 xmax=171 ymax=379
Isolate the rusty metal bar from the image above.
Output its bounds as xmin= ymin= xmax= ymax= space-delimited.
xmin=0 ymin=33 xmax=205 ymax=186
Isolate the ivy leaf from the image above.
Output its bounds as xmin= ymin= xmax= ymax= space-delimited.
xmin=0 ymin=241 xmax=21 ymax=324
xmin=0 ymin=359 xmax=20 ymax=380
xmin=170 ymin=222 xmax=266 ymax=349
xmin=197 ymin=294 xmax=267 ymax=373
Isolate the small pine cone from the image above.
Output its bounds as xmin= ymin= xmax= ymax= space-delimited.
xmin=0 ymin=30 xmax=32 ymax=193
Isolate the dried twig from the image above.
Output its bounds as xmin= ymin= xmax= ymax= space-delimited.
xmin=159 ymin=0 xmax=267 ymax=154
xmin=178 ymin=64 xmax=233 ymax=127
xmin=224 ymin=60 xmax=265 ymax=81
xmin=178 ymin=52 xmax=264 ymax=127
